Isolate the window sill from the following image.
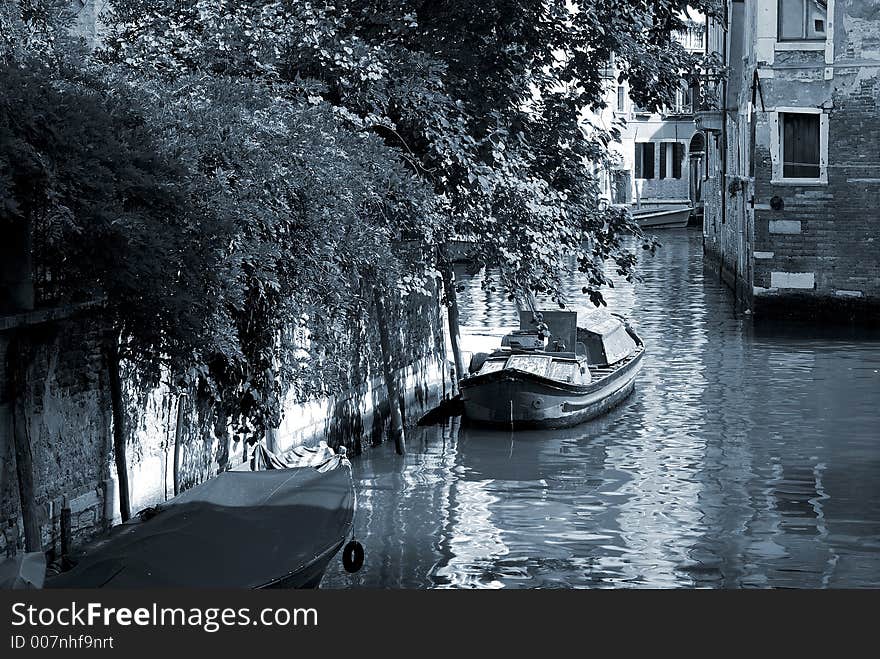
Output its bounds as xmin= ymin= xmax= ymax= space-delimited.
xmin=774 ymin=41 xmax=826 ymax=52
xmin=770 ymin=178 xmax=828 ymax=186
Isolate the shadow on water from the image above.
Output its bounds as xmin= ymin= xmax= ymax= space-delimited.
xmin=322 ymin=229 xmax=880 ymax=589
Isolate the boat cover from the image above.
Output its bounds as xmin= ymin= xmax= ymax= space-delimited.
xmin=250 ymin=441 xmax=341 ymax=472
xmin=577 ymin=313 xmax=637 ymax=366
xmin=47 ymin=462 xmax=354 ymax=589
xmin=0 ymin=552 xmax=46 ymax=589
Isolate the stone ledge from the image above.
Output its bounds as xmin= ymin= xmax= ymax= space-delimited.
xmin=768 ymin=220 xmax=802 ymax=234
xmin=0 ymin=300 xmax=104 ymax=333
xmin=752 ymin=292 xmax=880 ymax=326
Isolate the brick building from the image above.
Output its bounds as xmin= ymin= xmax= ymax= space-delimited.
xmin=702 ymin=0 xmax=880 ymax=321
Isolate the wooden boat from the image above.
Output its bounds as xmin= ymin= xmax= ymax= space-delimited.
xmin=46 ymin=443 xmax=357 ymax=589
xmin=630 ymin=204 xmax=692 ymax=229
xmin=459 ymin=310 xmax=644 ymax=429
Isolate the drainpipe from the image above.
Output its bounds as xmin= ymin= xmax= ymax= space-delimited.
xmin=721 ymin=1 xmax=729 ymax=232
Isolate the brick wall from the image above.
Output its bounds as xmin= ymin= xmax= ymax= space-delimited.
xmin=750 ymin=78 xmax=880 ymax=320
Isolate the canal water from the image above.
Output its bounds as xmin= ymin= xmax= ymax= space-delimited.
xmin=323 ymin=228 xmax=880 ymax=588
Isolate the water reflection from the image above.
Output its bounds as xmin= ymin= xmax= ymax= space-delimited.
xmin=323 ymin=229 xmax=880 ymax=588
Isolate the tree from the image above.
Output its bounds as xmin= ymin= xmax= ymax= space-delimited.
xmin=101 ymin=0 xmax=710 ymax=378
xmin=136 ymin=72 xmax=439 ymax=448
xmin=0 ymin=54 xmax=223 ymax=519
xmin=3 ymin=0 xmax=713 ymax=511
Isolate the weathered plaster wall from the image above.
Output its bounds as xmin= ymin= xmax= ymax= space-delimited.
xmin=704 ymin=0 xmax=880 ymax=321
xmin=0 ymin=313 xmax=113 ymax=559
xmin=622 ymin=119 xmax=697 ymax=203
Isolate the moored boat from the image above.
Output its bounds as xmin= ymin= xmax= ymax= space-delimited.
xmin=459 ymin=310 xmax=644 ymax=429
xmin=630 ymin=204 xmax=692 ymax=229
xmin=46 ymin=443 xmax=358 ymax=589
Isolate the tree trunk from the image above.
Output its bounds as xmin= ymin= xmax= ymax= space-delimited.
xmin=438 ymin=245 xmax=465 ymax=389
xmin=106 ymin=336 xmax=131 ymax=522
xmin=373 ymin=289 xmax=406 ymax=455
xmin=59 ymin=498 xmax=71 ymax=568
xmin=8 ymin=334 xmax=41 ymax=553
xmin=10 ymin=364 xmax=43 ymax=551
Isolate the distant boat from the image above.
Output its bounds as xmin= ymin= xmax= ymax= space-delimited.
xmin=459 ymin=310 xmax=645 ymax=429
xmin=47 ymin=443 xmax=358 ymax=589
xmin=629 ymin=204 xmax=692 ymax=229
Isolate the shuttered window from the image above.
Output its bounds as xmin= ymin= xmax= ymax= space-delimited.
xmin=659 ymin=143 xmax=683 ymax=179
xmin=635 ymin=142 xmax=655 ymax=180
xmin=673 ymin=142 xmax=683 ymax=179
xmin=781 ymin=112 xmax=820 ymax=178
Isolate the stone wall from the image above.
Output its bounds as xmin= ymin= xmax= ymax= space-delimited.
xmin=0 ymin=309 xmax=113 ymax=559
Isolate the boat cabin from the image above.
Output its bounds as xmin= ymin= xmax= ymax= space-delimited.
xmin=514 ymin=310 xmax=636 ymax=366
xmin=576 ymin=313 xmax=638 ymax=366
xmin=469 ymin=310 xmax=638 ymax=385
xmin=516 ymin=310 xmax=581 ymax=357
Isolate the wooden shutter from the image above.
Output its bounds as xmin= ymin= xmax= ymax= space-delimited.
xmin=783 ymin=113 xmax=820 ymax=178
xmin=673 ymin=143 xmax=683 ymax=179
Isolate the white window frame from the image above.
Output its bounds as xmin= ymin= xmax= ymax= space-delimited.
xmin=777 ymin=0 xmax=828 ymax=43
xmin=770 ymin=107 xmax=828 ymax=185
xmin=616 ymin=85 xmax=627 ymax=114
xmin=761 ymin=0 xmax=835 ymax=70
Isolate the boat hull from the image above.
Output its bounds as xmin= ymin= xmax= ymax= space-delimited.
xmin=260 ymin=538 xmax=346 ymax=589
xmin=634 ymin=207 xmax=691 ymax=228
xmin=460 ymin=349 xmax=644 ymax=429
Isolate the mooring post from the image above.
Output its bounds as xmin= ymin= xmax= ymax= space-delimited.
xmin=106 ymin=335 xmax=131 ymax=522
xmin=9 ymin=333 xmax=42 ymax=553
xmin=374 ymin=289 xmax=406 ymax=455
xmin=438 ymin=244 xmax=465 ymax=390
xmin=173 ymin=393 xmax=187 ymax=496
xmin=60 ymin=496 xmax=71 ymax=568
xmin=11 ymin=402 xmax=41 ymax=552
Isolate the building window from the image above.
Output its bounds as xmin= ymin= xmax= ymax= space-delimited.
xmin=676 ymin=22 xmax=705 ymax=51
xmin=635 ymin=142 xmax=655 ymax=180
xmin=781 ymin=113 xmax=820 ymax=178
xmin=617 ymin=86 xmax=626 ymax=113
xmin=772 ymin=108 xmax=828 ymax=183
xmin=778 ymin=0 xmax=827 ymax=41
xmin=659 ymin=143 xmax=684 ymax=179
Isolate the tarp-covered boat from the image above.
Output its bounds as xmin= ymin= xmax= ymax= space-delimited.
xmin=460 ymin=310 xmax=644 ymax=429
xmin=47 ymin=443 xmax=355 ymax=589
xmin=0 ymin=552 xmax=46 ymax=589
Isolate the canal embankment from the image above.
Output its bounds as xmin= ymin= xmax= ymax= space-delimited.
xmin=0 ymin=290 xmax=455 ymax=560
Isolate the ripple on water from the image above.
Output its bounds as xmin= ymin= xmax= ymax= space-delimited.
xmin=322 ymin=230 xmax=880 ymax=589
